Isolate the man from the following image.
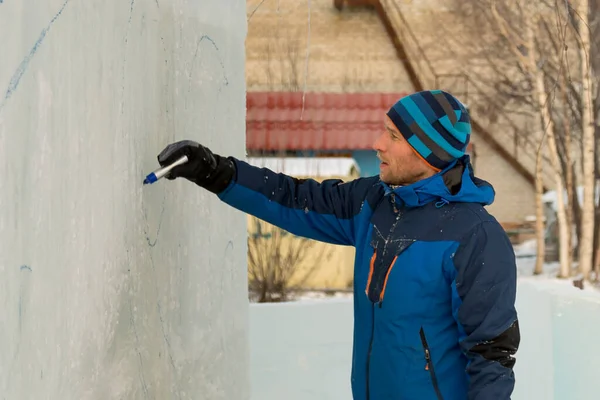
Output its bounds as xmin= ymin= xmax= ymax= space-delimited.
xmin=157 ymin=90 xmax=520 ymax=400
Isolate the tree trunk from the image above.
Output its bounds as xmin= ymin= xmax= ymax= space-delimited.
xmin=535 ymin=141 xmax=546 ymax=275
xmin=593 ymin=141 xmax=600 ymax=279
xmin=530 ymin=23 xmax=570 ymax=278
xmin=572 ymin=161 xmax=583 ymax=256
xmin=540 ymin=102 xmax=570 ymax=278
xmin=576 ymin=0 xmax=596 ymax=280
xmin=559 ymin=59 xmax=575 ymax=267
xmin=589 ymin=0 xmax=600 ymax=279
xmin=593 ymin=207 xmax=600 ymax=280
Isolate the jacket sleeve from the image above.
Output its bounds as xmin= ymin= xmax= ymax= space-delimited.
xmin=449 ymin=220 xmax=520 ymax=400
xmin=216 ymin=157 xmax=376 ymax=246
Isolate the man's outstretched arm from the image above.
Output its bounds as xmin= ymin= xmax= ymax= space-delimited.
xmin=447 ymin=220 xmax=521 ymax=400
xmin=157 ymin=140 xmax=376 ymax=246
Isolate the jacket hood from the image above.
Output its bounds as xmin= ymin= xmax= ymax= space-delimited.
xmin=380 ymin=155 xmax=495 ymax=208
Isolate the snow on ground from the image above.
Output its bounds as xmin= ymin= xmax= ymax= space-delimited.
xmin=249 ymin=241 xmax=600 ymax=400
xmin=513 ymin=239 xmax=600 ymax=295
xmin=289 ymin=290 xmax=353 ymax=303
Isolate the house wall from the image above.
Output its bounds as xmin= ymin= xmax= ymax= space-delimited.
xmin=246 ymin=0 xmax=414 ymax=92
xmin=470 ymin=132 xmax=537 ymax=223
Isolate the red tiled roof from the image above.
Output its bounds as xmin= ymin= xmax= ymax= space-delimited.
xmin=246 ymin=92 xmax=407 ymax=150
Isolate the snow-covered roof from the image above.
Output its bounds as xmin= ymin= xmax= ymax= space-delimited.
xmin=245 ymin=157 xmax=360 ymax=177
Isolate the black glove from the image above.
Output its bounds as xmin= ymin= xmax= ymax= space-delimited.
xmin=157 ymin=140 xmax=235 ymax=194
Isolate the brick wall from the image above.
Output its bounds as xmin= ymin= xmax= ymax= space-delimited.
xmin=471 ymin=132 xmax=536 ymax=223
xmin=246 ymin=0 xmax=415 ymax=92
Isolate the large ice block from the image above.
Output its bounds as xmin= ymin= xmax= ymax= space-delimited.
xmin=0 ymin=1 xmax=249 ymax=399
xmin=514 ymin=279 xmax=600 ymax=400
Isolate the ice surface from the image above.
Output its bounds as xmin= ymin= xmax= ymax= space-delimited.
xmin=250 ymin=300 xmax=354 ymax=400
xmin=513 ymin=280 xmax=600 ymax=400
xmin=0 ymin=1 xmax=249 ymax=399
xmin=250 ymin=277 xmax=600 ymax=400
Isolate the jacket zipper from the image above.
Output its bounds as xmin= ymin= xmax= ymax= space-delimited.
xmin=366 ymin=303 xmax=375 ymax=400
xmin=419 ymin=327 xmax=444 ymax=400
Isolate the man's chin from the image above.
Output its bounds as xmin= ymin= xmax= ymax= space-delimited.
xmin=379 ymin=172 xmax=395 ymax=184
xmin=380 ymin=172 xmax=409 ymax=186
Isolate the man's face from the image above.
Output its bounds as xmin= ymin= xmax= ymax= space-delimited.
xmin=372 ymin=116 xmax=436 ymax=186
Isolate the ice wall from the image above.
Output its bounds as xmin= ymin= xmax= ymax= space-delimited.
xmin=513 ymin=280 xmax=600 ymax=400
xmin=0 ymin=1 xmax=248 ymax=399
xmin=249 ymin=300 xmax=353 ymax=400
xmin=249 ymin=282 xmax=600 ymax=400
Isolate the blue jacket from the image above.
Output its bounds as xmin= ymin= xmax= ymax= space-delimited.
xmin=218 ymin=155 xmax=520 ymax=400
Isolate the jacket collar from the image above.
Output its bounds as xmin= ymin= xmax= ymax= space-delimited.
xmin=379 ymin=156 xmax=495 ymax=208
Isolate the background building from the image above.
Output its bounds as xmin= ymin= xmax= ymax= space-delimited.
xmin=245 ymin=0 xmax=542 ymax=291
xmin=246 ymin=0 xmax=539 ymax=225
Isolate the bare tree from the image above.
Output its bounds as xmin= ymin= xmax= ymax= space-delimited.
xmin=573 ymin=0 xmax=596 ymax=280
xmin=247 ymin=217 xmax=333 ymax=302
xmin=589 ymin=0 xmax=600 ymax=279
xmin=535 ymin=139 xmax=547 ymax=275
xmin=489 ymin=0 xmax=572 ymax=277
xmin=414 ymin=0 xmax=600 ymax=280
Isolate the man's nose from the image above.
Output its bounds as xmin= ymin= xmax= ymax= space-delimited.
xmin=372 ymin=131 xmax=386 ymax=152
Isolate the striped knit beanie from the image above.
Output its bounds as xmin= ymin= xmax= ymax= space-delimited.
xmin=386 ymin=90 xmax=471 ymax=171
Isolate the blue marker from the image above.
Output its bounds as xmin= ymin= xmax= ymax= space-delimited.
xmin=143 ymin=155 xmax=189 ymax=185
